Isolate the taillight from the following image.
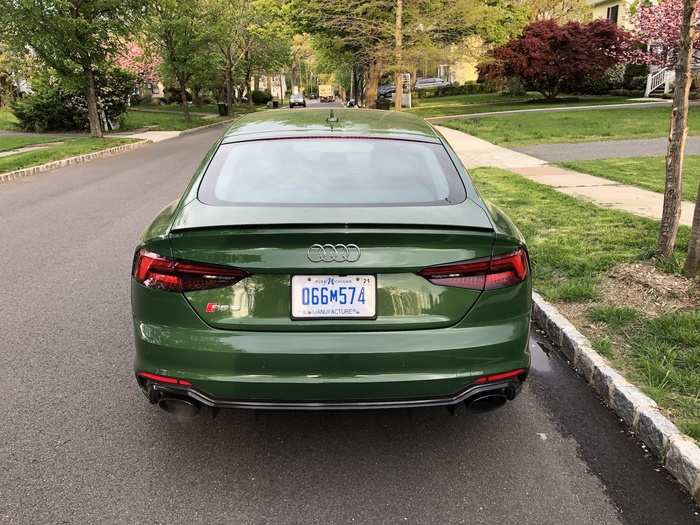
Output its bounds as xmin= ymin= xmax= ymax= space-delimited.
xmin=137 ymin=371 xmax=192 ymax=386
xmin=132 ymin=249 xmax=248 ymax=292
xmin=418 ymin=248 xmax=528 ymax=290
xmin=473 ymin=368 xmax=527 ymax=385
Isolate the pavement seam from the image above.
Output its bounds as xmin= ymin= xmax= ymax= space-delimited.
xmin=0 ymin=140 xmax=151 ymax=184
xmin=532 ymin=292 xmax=700 ymax=504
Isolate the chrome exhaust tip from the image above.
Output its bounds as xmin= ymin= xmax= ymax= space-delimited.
xmin=466 ymin=393 xmax=508 ymax=413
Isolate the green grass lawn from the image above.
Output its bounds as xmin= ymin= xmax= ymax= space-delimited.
xmin=472 ymin=167 xmax=697 ymax=441
xmin=407 ymin=93 xmax=648 ymax=119
xmin=442 ymin=106 xmax=695 ymax=146
xmin=0 ymin=107 xmax=19 ymax=130
xmin=0 ymin=135 xmax=67 ymax=152
xmin=119 ymin=109 xmax=238 ymax=131
xmin=561 ymin=156 xmax=700 ymax=202
xmin=0 ymin=137 xmax=134 ymax=173
xmin=132 ymin=103 xmax=220 ymax=114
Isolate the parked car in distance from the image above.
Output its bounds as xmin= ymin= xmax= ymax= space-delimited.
xmin=289 ymin=93 xmax=306 ymax=108
xmin=415 ymin=77 xmax=450 ymax=90
xmin=378 ymin=83 xmax=395 ymax=97
xmin=132 ymin=109 xmax=531 ymax=418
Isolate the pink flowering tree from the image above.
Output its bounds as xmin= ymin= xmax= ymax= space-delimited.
xmin=634 ymin=0 xmax=700 ymax=66
xmin=114 ymin=41 xmax=161 ymax=86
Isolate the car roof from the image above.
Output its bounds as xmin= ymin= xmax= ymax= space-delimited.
xmin=221 ymin=108 xmax=441 ymax=143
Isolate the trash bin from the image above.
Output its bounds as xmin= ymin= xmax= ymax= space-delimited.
xmin=217 ymin=102 xmax=229 ymax=116
xmin=272 ymin=100 xmax=279 ymax=109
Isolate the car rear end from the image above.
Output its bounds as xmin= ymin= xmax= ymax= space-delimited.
xmin=132 ymin=115 xmax=531 ymax=415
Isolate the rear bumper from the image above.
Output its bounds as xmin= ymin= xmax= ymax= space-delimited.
xmin=138 ymin=375 xmax=526 ymax=410
xmin=132 ymin=280 xmax=532 ymax=404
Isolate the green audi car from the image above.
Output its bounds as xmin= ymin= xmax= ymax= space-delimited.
xmin=132 ymin=109 xmax=531 ymax=417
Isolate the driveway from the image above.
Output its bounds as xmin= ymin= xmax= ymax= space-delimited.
xmin=512 ymin=136 xmax=700 ymax=162
xmin=1 ymin=125 xmax=698 ymax=524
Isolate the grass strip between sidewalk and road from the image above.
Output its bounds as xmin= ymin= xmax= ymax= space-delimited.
xmin=0 ymin=137 xmax=136 ymax=174
xmin=560 ymin=156 xmax=700 ymax=202
xmin=0 ymin=135 xmax=67 ymax=152
xmin=472 ymin=167 xmax=698 ymax=441
xmin=443 ymin=106 xmax=699 ymax=146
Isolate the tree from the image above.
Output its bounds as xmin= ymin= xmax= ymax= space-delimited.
xmin=145 ymin=0 xmax=213 ymax=119
xmin=1 ymin=0 xmax=140 ymax=137
xmin=520 ymin=0 xmax=592 ymax=22
xmin=114 ymin=41 xmax=161 ymax=92
xmin=657 ymin=0 xmax=697 ymax=260
xmin=635 ymin=0 xmax=700 ymax=67
xmin=482 ymin=20 xmax=634 ymax=99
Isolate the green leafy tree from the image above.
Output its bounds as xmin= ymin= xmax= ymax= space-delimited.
xmin=145 ymin=0 xmax=213 ymax=119
xmin=0 ymin=0 xmax=141 ymax=137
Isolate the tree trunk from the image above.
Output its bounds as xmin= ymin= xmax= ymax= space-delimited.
xmin=246 ymin=68 xmax=253 ymax=107
xmin=366 ymin=61 xmax=380 ymax=109
xmin=225 ymin=53 xmax=233 ymax=116
xmin=179 ymin=81 xmax=190 ymax=120
xmin=394 ymin=0 xmax=403 ymax=112
xmin=84 ymin=67 xmax=102 ymax=138
xmin=657 ymin=0 xmax=696 ymax=259
xmin=683 ymin=179 xmax=700 ymax=276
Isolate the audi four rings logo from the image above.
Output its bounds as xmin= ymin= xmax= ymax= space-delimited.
xmin=307 ymin=243 xmax=361 ymax=262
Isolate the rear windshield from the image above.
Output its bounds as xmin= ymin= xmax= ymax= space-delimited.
xmin=198 ymin=138 xmax=466 ymax=207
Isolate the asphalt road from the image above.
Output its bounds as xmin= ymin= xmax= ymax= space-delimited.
xmin=512 ymin=136 xmax=700 ymax=162
xmin=1 ymin=124 xmax=699 ymax=525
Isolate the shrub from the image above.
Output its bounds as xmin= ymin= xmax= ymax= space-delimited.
xmin=414 ymin=82 xmax=492 ymax=98
xmin=251 ymin=90 xmax=272 ymax=104
xmin=623 ymin=64 xmax=649 ymax=89
xmin=481 ymin=19 xmax=635 ymax=99
xmin=12 ymin=67 xmax=135 ymax=132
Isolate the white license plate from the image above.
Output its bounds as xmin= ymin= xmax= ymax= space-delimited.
xmin=291 ymin=275 xmax=376 ymax=319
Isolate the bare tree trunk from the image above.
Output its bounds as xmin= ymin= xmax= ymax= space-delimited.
xmin=84 ymin=67 xmax=102 ymax=138
xmin=684 ymin=180 xmax=700 ymax=276
xmin=657 ymin=0 xmax=696 ymax=259
xmin=366 ymin=61 xmax=380 ymax=109
xmin=246 ymin=67 xmax=253 ymax=107
xmin=179 ymin=81 xmax=190 ymax=120
xmin=394 ymin=0 xmax=403 ymax=112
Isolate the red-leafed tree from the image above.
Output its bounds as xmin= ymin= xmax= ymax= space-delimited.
xmin=634 ymin=0 xmax=700 ymax=67
xmin=481 ymin=19 xmax=635 ymax=99
xmin=115 ymin=41 xmax=161 ymax=86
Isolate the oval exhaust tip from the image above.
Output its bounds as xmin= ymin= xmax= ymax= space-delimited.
xmin=158 ymin=397 xmax=200 ymax=418
xmin=467 ymin=394 xmax=507 ymax=413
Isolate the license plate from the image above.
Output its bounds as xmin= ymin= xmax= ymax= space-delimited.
xmin=291 ymin=275 xmax=376 ymax=319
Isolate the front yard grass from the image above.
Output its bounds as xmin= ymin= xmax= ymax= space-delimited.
xmin=472 ymin=167 xmax=698 ymax=441
xmin=0 ymin=137 xmax=135 ymax=173
xmin=407 ymin=93 xmax=647 ymax=119
xmin=119 ymin=110 xmax=231 ymax=131
xmin=560 ymin=156 xmax=700 ymax=202
xmin=443 ymin=106 xmax=698 ymax=146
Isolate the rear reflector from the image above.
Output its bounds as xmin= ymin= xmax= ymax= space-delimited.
xmin=137 ymin=371 xmax=192 ymax=386
xmin=473 ymin=368 xmax=527 ymax=385
xmin=132 ymin=249 xmax=248 ymax=292
xmin=418 ymin=248 xmax=528 ymax=290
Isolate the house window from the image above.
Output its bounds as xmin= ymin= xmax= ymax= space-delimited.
xmin=606 ymin=4 xmax=619 ymax=23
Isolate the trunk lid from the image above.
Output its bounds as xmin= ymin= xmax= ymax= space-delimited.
xmin=169 ymin=226 xmax=496 ymax=331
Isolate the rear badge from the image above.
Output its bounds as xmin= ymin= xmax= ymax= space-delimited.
xmin=205 ymin=303 xmax=241 ymax=313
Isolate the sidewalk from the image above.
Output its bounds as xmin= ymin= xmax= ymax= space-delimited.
xmin=434 ymin=125 xmax=695 ymax=226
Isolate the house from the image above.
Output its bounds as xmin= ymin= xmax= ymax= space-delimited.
xmin=588 ymin=0 xmax=675 ymax=97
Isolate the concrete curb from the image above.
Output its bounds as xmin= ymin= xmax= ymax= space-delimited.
xmin=0 ymin=140 xmax=151 ymax=184
xmin=532 ymin=292 xmax=700 ymax=503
